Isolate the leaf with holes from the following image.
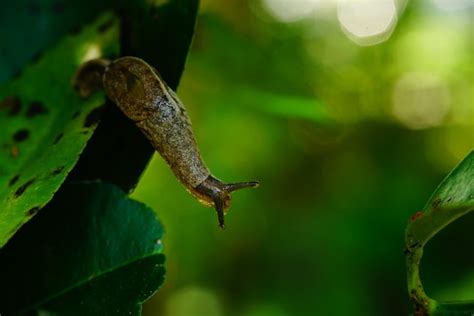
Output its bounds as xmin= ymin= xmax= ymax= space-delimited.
xmin=0 ymin=13 xmax=119 ymax=247
xmin=405 ymin=150 xmax=474 ymax=315
xmin=0 ymin=182 xmax=165 ymax=315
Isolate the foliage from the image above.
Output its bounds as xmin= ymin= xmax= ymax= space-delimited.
xmin=0 ymin=182 xmax=165 ymax=315
xmin=0 ymin=0 xmax=198 ymax=314
xmin=1 ymin=0 xmax=473 ymax=315
xmin=406 ymin=151 xmax=474 ymax=315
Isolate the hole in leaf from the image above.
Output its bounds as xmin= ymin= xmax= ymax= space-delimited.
xmin=26 ymin=206 xmax=40 ymax=217
xmin=50 ymin=166 xmax=65 ymax=176
xmin=13 ymin=129 xmax=30 ymax=142
xmin=14 ymin=178 xmax=36 ymax=198
xmin=26 ymin=101 xmax=48 ymax=117
xmin=8 ymin=175 xmax=20 ymax=187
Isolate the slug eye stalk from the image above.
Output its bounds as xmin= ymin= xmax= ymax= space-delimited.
xmin=226 ymin=181 xmax=260 ymax=192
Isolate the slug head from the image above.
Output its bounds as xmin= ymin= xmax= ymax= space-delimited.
xmin=193 ymin=176 xmax=259 ymax=229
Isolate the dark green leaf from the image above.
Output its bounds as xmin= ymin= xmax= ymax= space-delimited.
xmin=0 ymin=13 xmax=119 ymax=247
xmin=0 ymin=182 xmax=165 ymax=315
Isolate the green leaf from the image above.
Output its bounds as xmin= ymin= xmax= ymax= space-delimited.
xmin=405 ymin=150 xmax=474 ymax=315
xmin=0 ymin=182 xmax=165 ymax=315
xmin=0 ymin=13 xmax=119 ymax=247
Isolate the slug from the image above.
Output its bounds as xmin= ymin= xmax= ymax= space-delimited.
xmin=72 ymin=56 xmax=258 ymax=228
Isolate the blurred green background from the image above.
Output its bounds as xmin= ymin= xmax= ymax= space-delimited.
xmin=134 ymin=1 xmax=474 ymax=315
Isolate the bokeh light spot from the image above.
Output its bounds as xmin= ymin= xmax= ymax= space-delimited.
xmin=433 ymin=0 xmax=473 ymax=11
xmin=392 ymin=72 xmax=451 ymax=129
xmin=262 ymin=0 xmax=322 ymax=22
xmin=394 ymin=22 xmax=466 ymax=74
xmin=337 ymin=0 xmax=398 ymax=46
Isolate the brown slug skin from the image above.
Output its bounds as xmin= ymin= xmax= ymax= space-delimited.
xmin=73 ymin=56 xmax=258 ymax=228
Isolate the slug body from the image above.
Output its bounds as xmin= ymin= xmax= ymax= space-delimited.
xmin=73 ymin=57 xmax=258 ymax=228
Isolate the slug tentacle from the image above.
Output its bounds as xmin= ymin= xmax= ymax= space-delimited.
xmin=72 ymin=56 xmax=259 ymax=228
xmin=226 ymin=181 xmax=259 ymax=192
